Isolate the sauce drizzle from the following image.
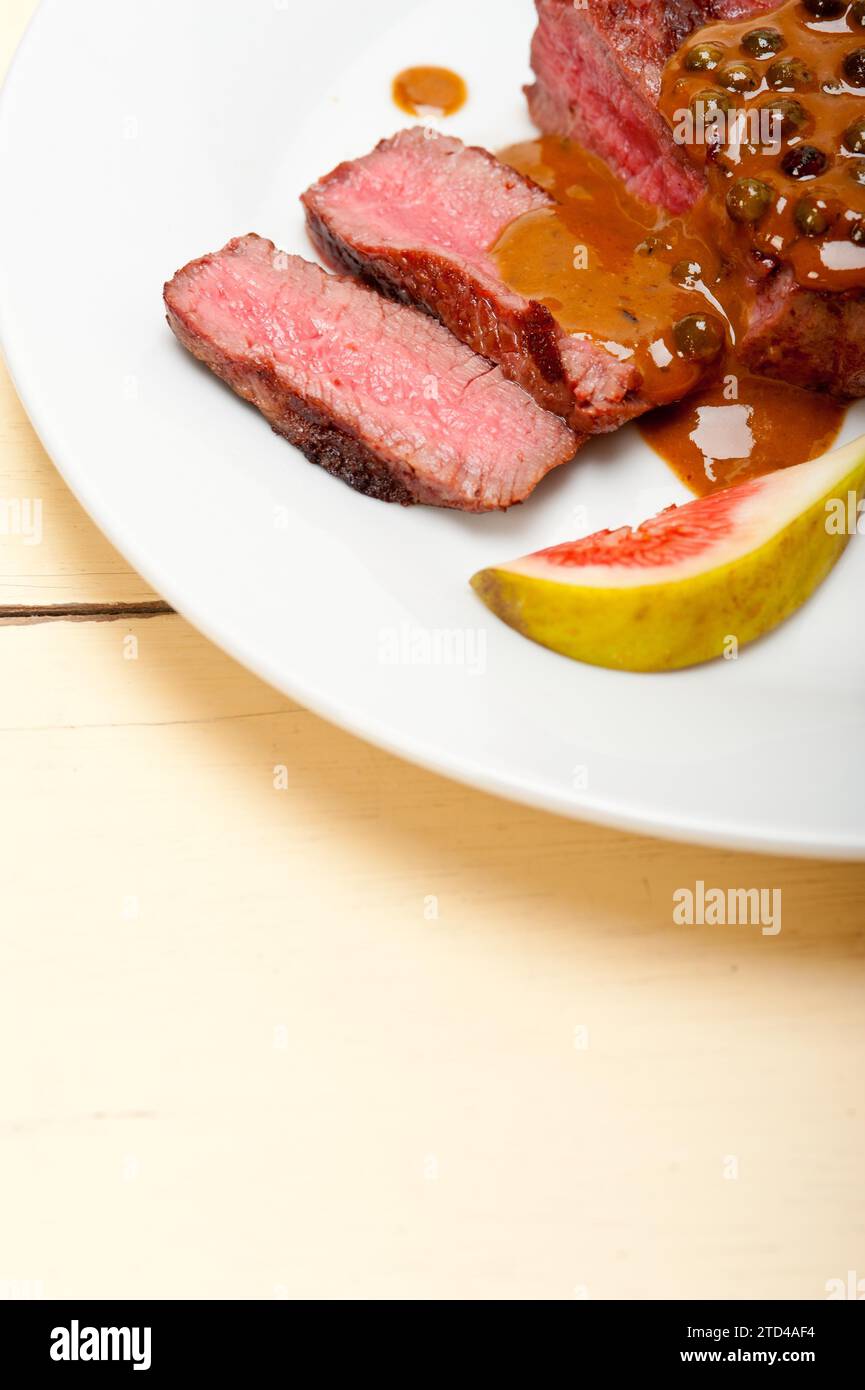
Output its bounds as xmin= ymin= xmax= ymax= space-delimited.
xmin=497 ymin=130 xmax=847 ymax=496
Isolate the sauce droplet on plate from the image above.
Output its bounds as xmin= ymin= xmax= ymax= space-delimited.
xmin=392 ymin=67 xmax=468 ymax=118
xmin=638 ymin=371 xmax=845 ymax=494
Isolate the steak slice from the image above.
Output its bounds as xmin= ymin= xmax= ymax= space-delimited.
xmin=302 ymin=127 xmax=653 ymax=434
xmin=527 ymin=0 xmax=774 ymax=214
xmin=163 ymin=235 xmax=579 ymax=512
xmin=741 ymin=267 xmax=865 ymax=398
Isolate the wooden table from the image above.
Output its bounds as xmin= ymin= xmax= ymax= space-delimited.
xmin=1 ymin=0 xmax=863 ymax=1302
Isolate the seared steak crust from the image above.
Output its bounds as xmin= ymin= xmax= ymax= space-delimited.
xmin=740 ymin=270 xmax=865 ymax=398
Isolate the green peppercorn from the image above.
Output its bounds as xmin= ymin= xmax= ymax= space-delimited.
xmin=726 ymin=177 xmax=774 ymax=223
xmin=781 ymin=144 xmax=829 ymax=178
xmin=670 ymin=259 xmax=703 ymax=288
xmin=852 ymin=0 xmax=865 ymax=26
xmin=768 ymin=57 xmax=815 ymax=90
xmin=801 ymin=0 xmax=846 ymax=15
xmin=718 ymin=61 xmax=759 ymax=92
xmin=741 ymin=28 xmax=784 ymax=60
xmin=690 ymin=88 xmax=732 ymax=117
xmin=759 ymin=96 xmax=811 ymax=136
xmin=672 ymin=314 xmax=725 ymax=362
xmin=848 ymin=161 xmax=865 ymax=185
xmin=850 ymin=218 xmax=865 ymax=245
xmin=843 ymin=49 xmax=865 ymax=87
xmin=794 ymin=195 xmax=832 ymax=236
xmin=684 ymin=42 xmax=725 ymax=72
xmin=844 ymin=117 xmax=865 ymax=152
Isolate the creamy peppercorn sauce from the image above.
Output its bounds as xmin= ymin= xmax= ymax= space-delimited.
xmin=660 ymin=0 xmax=865 ymax=295
xmin=494 ymin=1 xmax=865 ymax=494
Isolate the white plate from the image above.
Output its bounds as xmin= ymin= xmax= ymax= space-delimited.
xmin=1 ymin=0 xmax=863 ymax=858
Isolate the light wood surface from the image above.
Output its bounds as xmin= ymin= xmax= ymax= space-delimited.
xmin=0 ymin=0 xmax=863 ymax=1302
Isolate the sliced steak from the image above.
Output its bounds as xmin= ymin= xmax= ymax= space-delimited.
xmin=740 ymin=267 xmax=865 ymax=398
xmin=526 ymin=0 xmax=774 ymax=214
xmin=163 ymin=235 xmax=579 ymax=512
xmin=302 ymin=127 xmax=656 ymax=434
